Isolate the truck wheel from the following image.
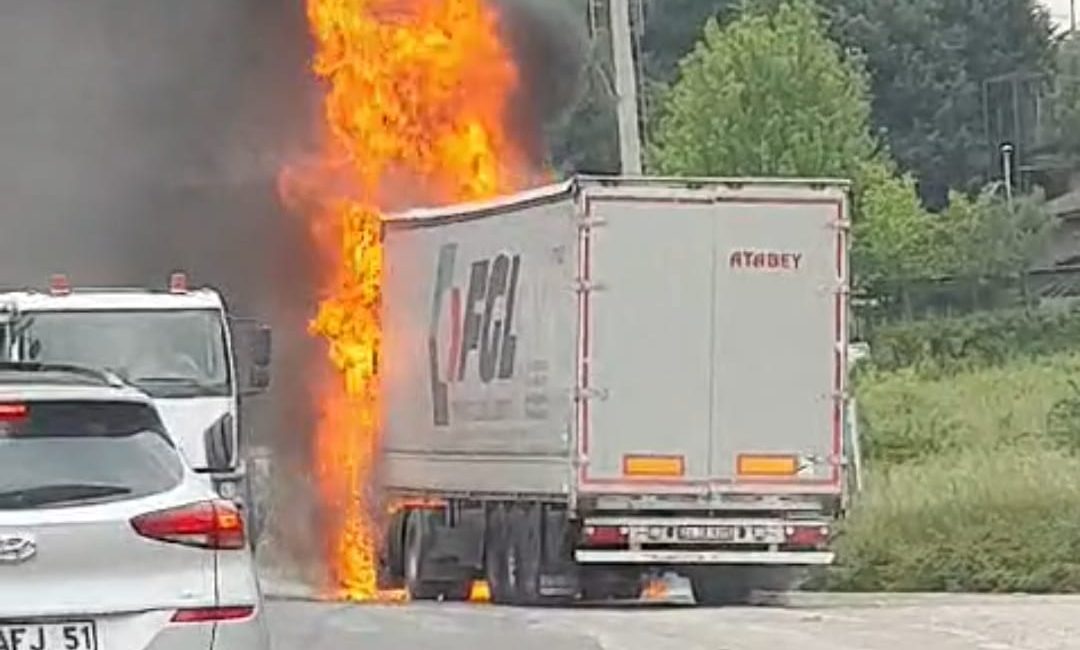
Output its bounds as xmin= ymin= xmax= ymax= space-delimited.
xmin=404 ymin=510 xmax=443 ymax=600
xmin=507 ymin=505 xmax=543 ymax=605
xmin=484 ymin=506 xmax=513 ymax=604
xmin=381 ymin=511 xmax=408 ymax=588
xmin=689 ymin=568 xmax=753 ymax=606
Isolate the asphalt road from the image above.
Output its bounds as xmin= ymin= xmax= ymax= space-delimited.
xmin=265 ymin=594 xmax=1080 ymax=650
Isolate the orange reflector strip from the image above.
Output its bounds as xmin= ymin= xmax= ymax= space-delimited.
xmin=468 ymin=580 xmax=490 ymax=603
xmin=623 ymin=455 xmax=685 ymax=477
xmin=737 ymin=454 xmax=799 ymax=477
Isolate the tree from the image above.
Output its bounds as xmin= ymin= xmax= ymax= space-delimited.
xmin=851 ymin=160 xmax=938 ymax=311
xmin=826 ymin=0 xmax=1055 ymax=207
xmin=1040 ymin=35 xmax=1080 ymax=170
xmin=648 ymin=1 xmax=875 ymax=178
xmin=640 ymin=0 xmax=735 ymax=84
xmin=645 ymin=1 xmax=998 ymax=313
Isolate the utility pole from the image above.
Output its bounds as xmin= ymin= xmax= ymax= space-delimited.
xmin=610 ymin=0 xmax=643 ymax=175
xmin=1072 ymin=0 xmax=1076 ymax=34
xmin=1002 ymin=143 xmax=1015 ymax=210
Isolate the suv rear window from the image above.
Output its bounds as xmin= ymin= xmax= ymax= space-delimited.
xmin=0 ymin=401 xmax=183 ymax=510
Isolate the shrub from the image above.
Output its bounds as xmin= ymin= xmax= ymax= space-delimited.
xmin=1046 ymin=379 xmax=1080 ymax=454
xmin=855 ymin=354 xmax=1080 ymax=464
xmin=866 ymin=304 xmax=1080 ymax=374
xmin=827 ymin=446 xmax=1080 ymax=592
xmin=826 ymin=352 xmax=1080 ymax=592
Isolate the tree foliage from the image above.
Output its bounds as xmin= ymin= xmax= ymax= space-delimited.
xmin=852 ymin=160 xmax=936 ymax=294
xmin=646 ymin=0 xmax=942 ymax=304
xmin=648 ymin=1 xmax=874 ymax=178
xmin=1040 ymin=35 xmax=1080 ymax=166
xmin=826 ymin=0 xmax=1055 ymax=207
xmin=861 ymin=186 xmax=1057 ymax=318
xmin=937 ymin=187 xmax=1056 ymax=280
xmin=639 ymin=0 xmax=735 ymax=84
xmin=553 ymin=0 xmax=1059 ymax=314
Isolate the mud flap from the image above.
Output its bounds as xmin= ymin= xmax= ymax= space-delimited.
xmin=379 ymin=511 xmax=407 ymax=588
xmin=411 ymin=509 xmax=483 ymax=585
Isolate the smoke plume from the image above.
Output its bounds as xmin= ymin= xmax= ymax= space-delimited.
xmin=495 ymin=0 xmax=591 ymax=164
xmin=0 ymin=0 xmax=589 ymax=585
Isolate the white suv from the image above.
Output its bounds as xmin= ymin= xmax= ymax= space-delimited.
xmin=0 ymin=363 xmax=269 ymax=650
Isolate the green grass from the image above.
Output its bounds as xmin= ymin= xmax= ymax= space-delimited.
xmin=855 ymin=354 xmax=1080 ymax=465
xmin=829 ymin=352 xmax=1080 ymax=592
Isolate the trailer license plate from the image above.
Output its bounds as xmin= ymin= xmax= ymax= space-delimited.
xmin=0 ymin=621 xmax=98 ymax=650
xmin=677 ymin=525 xmax=734 ymax=541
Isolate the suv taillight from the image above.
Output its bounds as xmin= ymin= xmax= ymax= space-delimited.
xmin=132 ymin=500 xmax=245 ymax=550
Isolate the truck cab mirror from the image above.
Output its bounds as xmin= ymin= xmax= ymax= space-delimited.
xmin=251 ymin=325 xmax=272 ymax=368
xmin=242 ymin=366 xmax=270 ymax=396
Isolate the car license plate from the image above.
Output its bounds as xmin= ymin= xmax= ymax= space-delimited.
xmin=677 ymin=525 xmax=734 ymax=541
xmin=0 ymin=621 xmax=98 ymax=650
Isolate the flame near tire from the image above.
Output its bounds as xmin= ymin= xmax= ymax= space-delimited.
xmin=283 ymin=0 xmax=528 ymax=600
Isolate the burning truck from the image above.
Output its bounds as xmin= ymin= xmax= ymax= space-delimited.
xmin=374 ymin=175 xmax=853 ymax=604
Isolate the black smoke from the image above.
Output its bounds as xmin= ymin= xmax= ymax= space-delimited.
xmin=0 ymin=0 xmax=589 ymax=588
xmin=0 ymin=0 xmax=323 ymax=581
xmin=496 ymin=0 xmax=591 ymax=165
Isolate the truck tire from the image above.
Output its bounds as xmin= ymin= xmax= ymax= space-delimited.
xmin=484 ymin=506 xmax=513 ymax=604
xmin=507 ymin=505 xmax=543 ymax=605
xmin=382 ymin=511 xmax=408 ymax=587
xmin=404 ymin=510 xmax=467 ymax=601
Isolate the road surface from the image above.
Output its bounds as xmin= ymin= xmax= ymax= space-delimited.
xmin=265 ymin=594 xmax=1080 ymax=650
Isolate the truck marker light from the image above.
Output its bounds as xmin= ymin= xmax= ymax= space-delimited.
xmin=48 ymin=274 xmax=71 ymax=296
xmin=736 ymin=454 xmax=798 ymax=477
xmin=622 ymin=455 xmax=685 ymax=478
xmin=169 ymin=272 xmax=188 ymax=294
xmin=468 ymin=580 xmax=491 ymax=603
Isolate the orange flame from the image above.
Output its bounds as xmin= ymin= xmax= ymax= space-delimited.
xmin=291 ymin=0 xmax=528 ymax=600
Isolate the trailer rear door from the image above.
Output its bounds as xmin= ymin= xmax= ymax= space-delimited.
xmin=577 ymin=182 xmax=847 ymax=494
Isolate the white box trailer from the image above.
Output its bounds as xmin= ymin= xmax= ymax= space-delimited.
xmin=378 ymin=176 xmax=851 ymax=605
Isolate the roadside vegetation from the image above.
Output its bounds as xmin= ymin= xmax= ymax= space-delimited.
xmin=826 ymin=334 xmax=1080 ymax=592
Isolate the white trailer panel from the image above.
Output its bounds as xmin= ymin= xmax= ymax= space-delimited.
xmin=380 ymin=177 xmax=848 ymax=502
xmin=578 ymin=183 xmax=847 ymax=495
xmin=380 ymin=188 xmax=579 ymax=495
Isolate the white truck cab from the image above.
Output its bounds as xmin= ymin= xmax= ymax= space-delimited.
xmin=0 ymin=273 xmax=272 ymax=538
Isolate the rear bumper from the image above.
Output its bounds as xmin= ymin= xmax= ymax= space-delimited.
xmin=210 ymin=611 xmax=270 ymax=650
xmin=143 ymin=608 xmax=267 ymax=650
xmin=574 ymin=550 xmax=835 ymax=565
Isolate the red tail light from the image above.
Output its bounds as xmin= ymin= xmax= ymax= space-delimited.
xmin=0 ymin=403 xmax=28 ymax=421
xmin=785 ymin=525 xmax=829 ymax=549
xmin=582 ymin=525 xmax=628 ymax=547
xmin=171 ymin=606 xmax=254 ymax=623
xmin=132 ymin=500 xmax=245 ymax=550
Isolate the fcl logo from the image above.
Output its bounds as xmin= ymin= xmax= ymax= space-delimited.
xmin=428 ymin=243 xmax=522 ymax=426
